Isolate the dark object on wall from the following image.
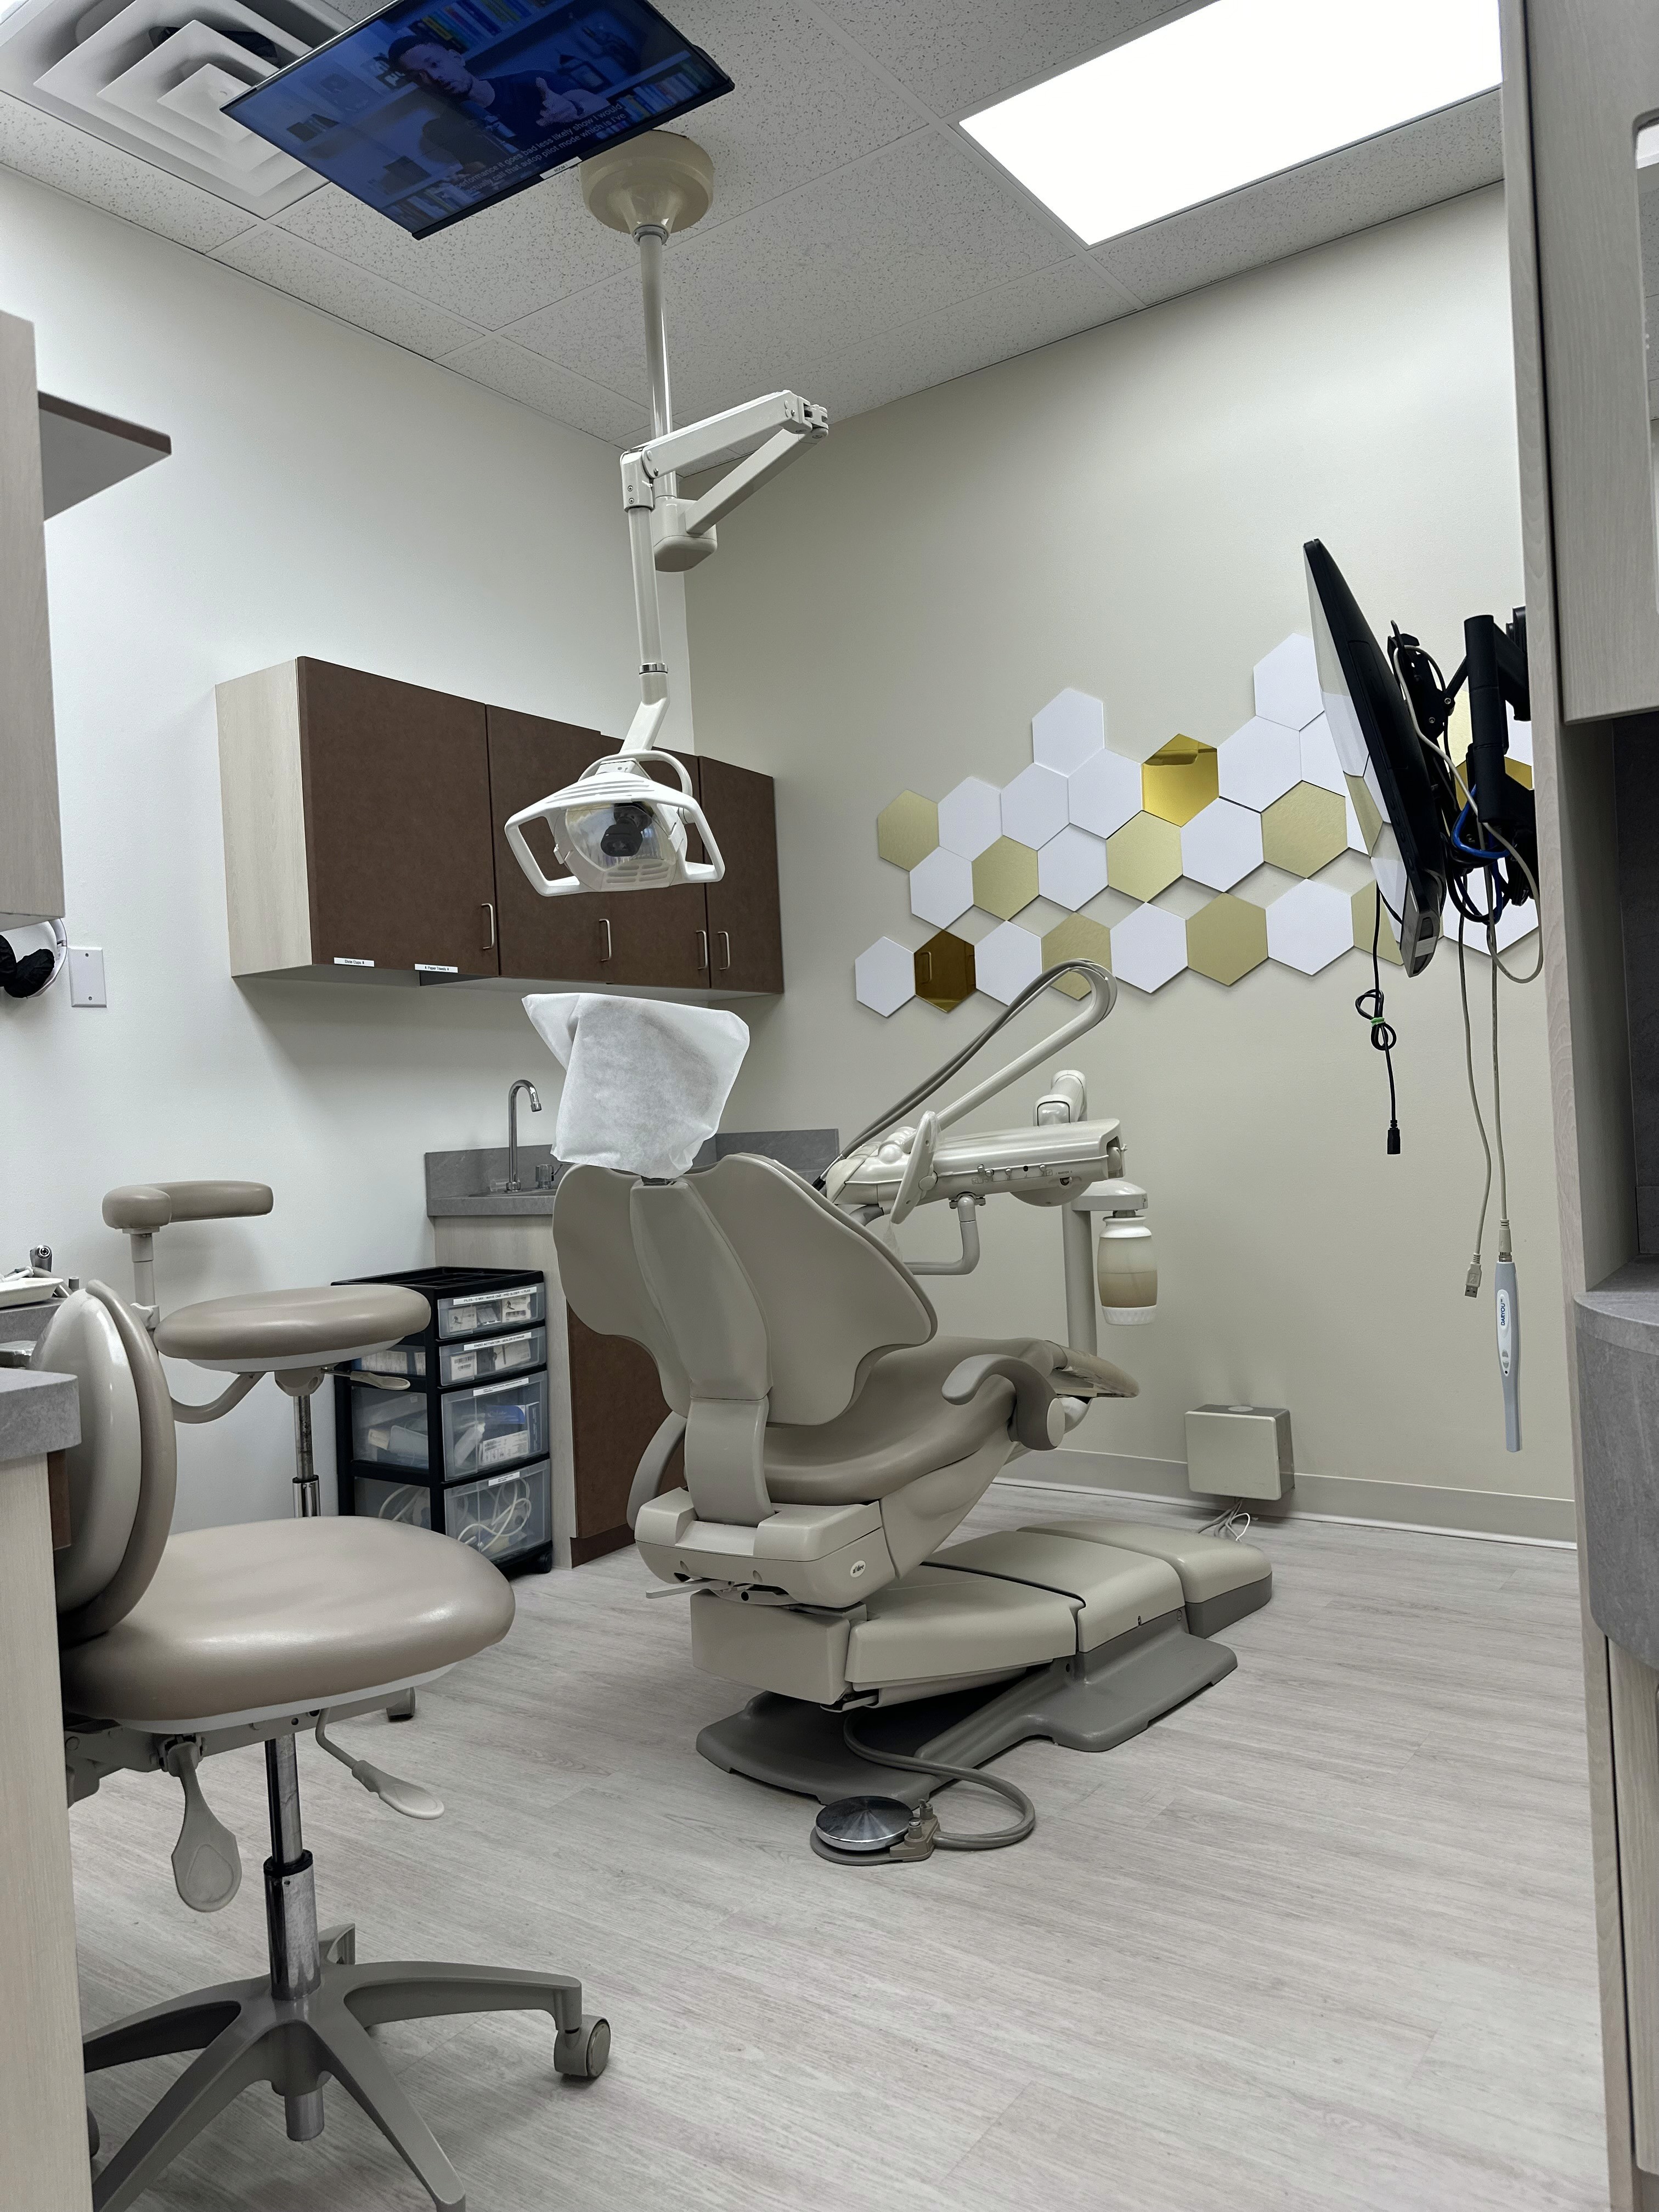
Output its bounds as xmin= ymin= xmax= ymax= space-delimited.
xmin=0 ymin=932 xmax=54 ymax=997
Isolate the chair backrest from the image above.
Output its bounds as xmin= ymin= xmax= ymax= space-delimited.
xmin=34 ymin=1282 xmax=177 ymax=1646
xmin=555 ymin=1153 xmax=935 ymax=1428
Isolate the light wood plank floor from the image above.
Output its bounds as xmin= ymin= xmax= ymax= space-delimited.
xmin=69 ymin=1482 xmax=1609 ymax=2212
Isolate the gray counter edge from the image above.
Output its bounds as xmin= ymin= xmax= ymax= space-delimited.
xmin=0 ymin=1369 xmax=80 ymax=1462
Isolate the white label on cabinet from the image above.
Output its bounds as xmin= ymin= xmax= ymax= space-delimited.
xmin=334 ymin=956 xmax=374 ymax=967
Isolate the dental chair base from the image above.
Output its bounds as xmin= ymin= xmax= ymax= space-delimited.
xmin=694 ymin=1520 xmax=1272 ymax=1809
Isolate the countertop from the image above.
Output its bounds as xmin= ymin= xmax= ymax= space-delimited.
xmin=0 ymin=1367 xmax=80 ymax=1463
xmin=425 ymin=1130 xmax=842 ymax=1218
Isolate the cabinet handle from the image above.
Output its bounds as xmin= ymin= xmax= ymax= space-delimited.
xmin=600 ymin=918 xmax=612 ymax=963
xmin=481 ymin=901 xmax=495 ymax=950
xmin=717 ymin=930 xmax=732 ymax=972
xmin=697 ymin=929 xmax=709 ymax=972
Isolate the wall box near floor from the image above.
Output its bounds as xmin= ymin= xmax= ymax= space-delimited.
xmin=217 ymin=660 xmax=783 ymax=997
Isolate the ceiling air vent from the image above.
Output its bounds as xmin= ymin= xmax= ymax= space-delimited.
xmin=0 ymin=0 xmax=353 ymax=215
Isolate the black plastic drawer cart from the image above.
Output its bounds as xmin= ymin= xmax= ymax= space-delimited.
xmin=333 ymin=1266 xmax=553 ymax=1577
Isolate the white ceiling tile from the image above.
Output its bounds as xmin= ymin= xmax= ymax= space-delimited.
xmin=215 ymin=224 xmax=480 ymax=357
xmin=0 ymin=84 xmax=261 ymax=251
xmin=274 ymin=166 xmax=630 ymax=331
xmin=442 ymin=334 xmax=647 ymax=447
xmin=815 ymin=0 xmax=1185 ymax=121
xmin=1092 ymin=94 xmax=1502 ymax=307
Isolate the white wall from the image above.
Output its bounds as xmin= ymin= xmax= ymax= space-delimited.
xmin=0 ymin=170 xmax=688 ymax=1527
xmin=687 ymin=186 xmax=1572 ymax=1510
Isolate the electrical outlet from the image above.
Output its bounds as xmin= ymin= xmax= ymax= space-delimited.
xmin=68 ymin=946 xmax=106 ymax=1008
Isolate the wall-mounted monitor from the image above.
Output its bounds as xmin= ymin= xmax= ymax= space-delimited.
xmin=226 ymin=0 xmax=731 ymax=239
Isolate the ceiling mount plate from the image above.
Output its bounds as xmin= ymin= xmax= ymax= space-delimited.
xmin=581 ymin=128 xmax=712 ymax=238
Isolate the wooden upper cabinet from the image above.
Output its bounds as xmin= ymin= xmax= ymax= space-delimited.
xmin=485 ymin=705 xmax=614 ymax=985
xmin=701 ymin=756 xmax=784 ymax=994
xmin=602 ymin=751 xmax=719 ymax=990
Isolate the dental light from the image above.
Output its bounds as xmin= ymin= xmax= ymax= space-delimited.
xmin=505 ymin=133 xmax=827 ymax=900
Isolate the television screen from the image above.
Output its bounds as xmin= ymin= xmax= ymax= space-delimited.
xmin=225 ymin=0 xmax=731 ymax=240
xmin=1304 ymin=539 xmax=1447 ymax=976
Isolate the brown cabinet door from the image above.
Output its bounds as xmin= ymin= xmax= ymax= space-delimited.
xmin=602 ymin=752 xmax=718 ymax=990
xmin=565 ymin=1310 xmax=682 ymax=1564
xmin=484 ymin=706 xmax=616 ymax=983
xmin=701 ymin=755 xmax=784 ymax=993
xmin=297 ymin=660 xmax=500 ymax=975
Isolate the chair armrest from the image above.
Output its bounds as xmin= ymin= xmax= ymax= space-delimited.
xmin=943 ymin=1353 xmax=1066 ymax=1451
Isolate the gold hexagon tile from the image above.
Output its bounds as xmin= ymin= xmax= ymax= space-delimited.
xmin=1261 ymin=782 xmax=1347 ymax=877
xmin=972 ymin=836 xmax=1040 ymax=919
xmin=1187 ymin=894 xmax=1268 ymax=985
xmin=1105 ymin=811 xmax=1182 ymax=902
xmin=877 ymin=791 xmax=939 ymax=870
xmin=1352 ymin=883 xmax=1402 ymax=968
xmin=1345 ymin=772 xmax=1383 ymax=855
xmin=1041 ymin=914 xmax=1114 ymax=997
xmin=1142 ymin=736 xmax=1219 ymax=826
xmin=913 ymin=929 xmax=976 ymax=1011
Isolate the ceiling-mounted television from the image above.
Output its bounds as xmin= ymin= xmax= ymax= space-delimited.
xmin=226 ymin=0 xmax=731 ymax=239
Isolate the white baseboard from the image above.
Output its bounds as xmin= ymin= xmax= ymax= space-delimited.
xmin=1000 ymin=1448 xmax=1578 ymax=1546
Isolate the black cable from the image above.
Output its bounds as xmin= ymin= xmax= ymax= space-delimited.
xmin=840 ymin=1720 xmax=1035 ymax=1852
xmin=1353 ymin=892 xmax=1401 ymax=1155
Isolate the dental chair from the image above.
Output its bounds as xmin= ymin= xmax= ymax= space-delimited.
xmin=38 ymin=1281 xmax=608 ymax=2212
xmin=552 ymin=1149 xmax=1273 ymax=1813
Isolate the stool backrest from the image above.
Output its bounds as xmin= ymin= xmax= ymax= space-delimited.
xmin=35 ymin=1283 xmax=177 ymax=1647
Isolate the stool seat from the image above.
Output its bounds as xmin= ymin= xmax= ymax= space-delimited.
xmin=59 ymin=1516 xmax=514 ymax=1729
xmin=156 ymin=1283 xmax=428 ymax=1373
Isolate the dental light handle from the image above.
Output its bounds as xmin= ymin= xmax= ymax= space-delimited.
xmin=1495 ymin=1257 xmax=1521 ymax=1453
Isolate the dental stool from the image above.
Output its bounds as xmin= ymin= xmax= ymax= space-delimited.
xmin=38 ymin=1282 xmax=608 ymax=2212
xmin=552 ymin=1150 xmax=1272 ymax=1809
xmin=103 ymin=1181 xmax=426 ymax=1516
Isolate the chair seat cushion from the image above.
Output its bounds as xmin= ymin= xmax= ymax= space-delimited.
xmin=59 ymin=1518 xmax=514 ymax=1729
xmin=155 ymin=1284 xmax=430 ymax=1372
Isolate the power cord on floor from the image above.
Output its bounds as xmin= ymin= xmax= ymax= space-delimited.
xmin=1200 ymin=1501 xmax=1254 ymax=1542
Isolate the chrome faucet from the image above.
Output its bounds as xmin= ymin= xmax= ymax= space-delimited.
xmin=506 ymin=1078 xmax=542 ymax=1192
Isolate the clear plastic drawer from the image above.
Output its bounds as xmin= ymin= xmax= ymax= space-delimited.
xmin=354 ymin=1472 xmax=432 ymax=1529
xmin=352 ymin=1344 xmax=426 ymax=1380
xmin=441 ymin=1370 xmax=546 ymax=1479
xmin=436 ymin=1282 xmax=544 ymax=1339
xmin=445 ymin=1459 xmax=550 ymax=1563
xmin=438 ymin=1326 xmax=545 ymax=1389
xmin=352 ymin=1390 xmax=431 ymax=1471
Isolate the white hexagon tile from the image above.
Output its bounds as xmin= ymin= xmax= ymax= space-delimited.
xmin=1000 ymin=761 xmax=1070 ymax=847
xmin=1180 ymin=798 xmax=1263 ymax=892
xmin=1109 ymin=903 xmax=1187 ymax=994
xmin=1069 ymin=746 xmax=1142 ymax=840
xmin=1031 ymin=689 xmax=1105 ymax=776
xmin=1037 ymin=824 xmax=1109 ymax=910
xmin=1217 ymin=716 xmax=1301 ymax=810
xmin=1440 ymin=893 xmax=1538 ymax=957
xmin=974 ymin=920 xmax=1045 ymax=1005
xmin=855 ymin=937 xmax=916 ymax=1017
xmin=909 ymin=846 xmax=974 ymax=928
xmin=938 ymin=776 xmax=1004 ymax=859
xmin=1253 ymin=633 xmax=1323 ymax=732
xmin=1266 ymin=879 xmax=1353 ymax=974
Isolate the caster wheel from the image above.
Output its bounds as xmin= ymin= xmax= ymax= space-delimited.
xmin=554 ymin=2015 xmax=610 ymax=2080
xmin=87 ymin=2106 xmax=100 ymax=2159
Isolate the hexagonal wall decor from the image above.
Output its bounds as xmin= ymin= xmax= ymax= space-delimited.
xmin=1110 ymin=903 xmax=1187 ymax=994
xmin=1142 ymin=736 xmax=1218 ymax=826
xmin=972 ymin=837 xmax=1040 ymax=919
xmin=1105 ymin=812 xmax=1181 ymax=902
xmin=1297 ymin=712 xmax=1345 ymax=795
xmin=877 ymin=791 xmax=938 ymax=870
xmin=854 ymin=936 xmax=916 ymax=1017
xmin=1353 ymin=883 xmax=1402 ymax=969
xmin=1068 ymin=746 xmax=1142 ymax=840
xmin=1037 ymin=823 xmax=1109 ymax=910
xmin=914 ymin=930 xmax=976 ymax=1011
xmin=1180 ymin=798 xmax=1263 ymax=892
xmin=1253 ymin=633 xmax=1322 ymax=732
xmin=1261 ymin=783 xmax=1347 ymax=876
xmin=1032 ymin=689 xmax=1105 ymax=776
xmin=1439 ymin=893 xmax=1538 ymax=957
xmin=1266 ymin=879 xmax=1353 ymax=975
xmin=974 ymin=921 xmax=1045 ymax=1005
xmin=1217 ymin=716 xmax=1301 ymax=810
xmin=938 ymin=776 xmax=1003 ymax=859
xmin=1001 ymin=761 xmax=1070 ymax=847
xmin=909 ymin=845 xmax=974 ymax=928
xmin=1187 ymin=894 xmax=1268 ymax=986
xmin=1042 ymin=914 xmax=1115 ymax=997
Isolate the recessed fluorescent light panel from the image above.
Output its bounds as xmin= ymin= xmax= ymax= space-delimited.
xmin=962 ymin=0 xmax=1502 ymax=246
